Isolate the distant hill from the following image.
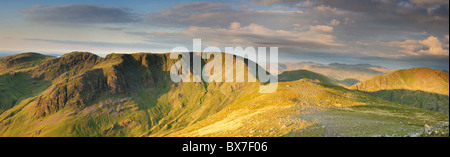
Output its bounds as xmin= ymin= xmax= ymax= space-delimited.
xmin=278 ymin=70 xmax=342 ymax=85
xmin=278 ymin=62 xmax=393 ymax=86
xmin=0 ymin=52 xmax=54 ymax=74
xmin=351 ymin=67 xmax=449 ymax=113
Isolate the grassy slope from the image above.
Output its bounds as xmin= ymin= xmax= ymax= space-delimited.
xmin=0 ymin=53 xmax=54 ymax=113
xmin=351 ymin=67 xmax=449 ymax=113
xmin=279 ymin=70 xmax=343 ymax=86
xmin=169 ymin=79 xmax=448 ymax=137
xmin=352 ymin=67 xmax=449 ymax=95
xmin=0 ymin=52 xmax=54 ymax=74
xmin=0 ymin=52 xmax=263 ymax=136
xmin=0 ymin=53 xmax=448 ymax=137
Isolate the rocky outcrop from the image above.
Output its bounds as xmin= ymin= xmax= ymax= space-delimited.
xmin=33 ymin=52 xmax=170 ymax=118
xmin=32 ymin=52 xmax=102 ymax=80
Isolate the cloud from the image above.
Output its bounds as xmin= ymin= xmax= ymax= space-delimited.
xmin=102 ymin=27 xmax=123 ymax=31
xmin=23 ymin=38 xmax=154 ymax=48
xmin=343 ymin=17 xmax=355 ymax=25
xmin=128 ymin=22 xmax=343 ymax=54
xmin=255 ymin=0 xmax=304 ymax=6
xmin=168 ymin=2 xmax=232 ymax=14
xmin=359 ymin=54 xmax=449 ymax=71
xmin=252 ymin=0 xmax=449 ymax=34
xmin=389 ymin=36 xmax=449 ymax=56
xmin=22 ymin=5 xmax=140 ymax=25
xmin=32 ymin=5 xmax=44 ymax=8
xmin=314 ymin=5 xmax=337 ymax=12
xmin=147 ymin=1 xmax=309 ymax=29
xmin=230 ymin=21 xmax=241 ymax=29
xmin=329 ymin=19 xmax=340 ymax=26
xmin=254 ymin=0 xmax=449 ymax=11
xmin=410 ymin=0 xmax=449 ymax=8
xmin=310 ymin=25 xmax=333 ymax=32
xmin=10 ymin=1 xmax=448 ymax=69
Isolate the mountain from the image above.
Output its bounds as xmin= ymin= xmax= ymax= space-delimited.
xmin=351 ymin=67 xmax=449 ymax=113
xmin=278 ymin=62 xmax=393 ymax=86
xmin=278 ymin=70 xmax=341 ymax=85
xmin=0 ymin=52 xmax=447 ymax=137
xmin=0 ymin=53 xmax=54 ymax=113
xmin=168 ymin=79 xmax=447 ymax=137
xmin=0 ymin=52 xmax=266 ymax=136
xmin=0 ymin=52 xmax=54 ymax=74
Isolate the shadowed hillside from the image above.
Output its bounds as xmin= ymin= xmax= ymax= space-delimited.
xmin=367 ymin=89 xmax=449 ymax=113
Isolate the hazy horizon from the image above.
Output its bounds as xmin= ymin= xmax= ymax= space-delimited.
xmin=0 ymin=0 xmax=448 ymax=70
xmin=1 ymin=51 xmax=448 ymax=71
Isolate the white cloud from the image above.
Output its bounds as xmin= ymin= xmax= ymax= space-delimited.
xmin=189 ymin=22 xmax=342 ymax=48
xmin=314 ymin=5 xmax=337 ymax=12
xmin=130 ymin=22 xmax=343 ymax=53
xmin=309 ymin=25 xmax=333 ymax=32
xmin=390 ymin=36 xmax=449 ymax=56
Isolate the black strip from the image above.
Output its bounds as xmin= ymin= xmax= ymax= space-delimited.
xmin=0 ymin=137 xmax=448 ymax=155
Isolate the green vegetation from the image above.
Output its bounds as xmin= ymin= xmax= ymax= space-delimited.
xmin=279 ymin=70 xmax=344 ymax=86
xmin=0 ymin=52 xmax=448 ymax=137
xmin=279 ymin=62 xmax=392 ymax=86
xmin=0 ymin=52 xmax=53 ymax=74
xmin=0 ymin=72 xmax=51 ymax=114
xmin=352 ymin=67 xmax=449 ymax=113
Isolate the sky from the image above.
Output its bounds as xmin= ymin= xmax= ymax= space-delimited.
xmin=0 ymin=0 xmax=448 ymax=70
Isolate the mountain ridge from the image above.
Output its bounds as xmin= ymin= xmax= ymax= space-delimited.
xmin=0 ymin=52 xmax=448 ymax=137
xmin=351 ymin=67 xmax=449 ymax=113
xmin=278 ymin=62 xmax=394 ymax=86
xmin=351 ymin=67 xmax=449 ymax=96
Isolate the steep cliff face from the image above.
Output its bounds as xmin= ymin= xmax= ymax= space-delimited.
xmin=34 ymin=68 xmax=109 ymax=117
xmin=32 ymin=52 xmax=102 ymax=80
xmin=32 ymin=52 xmax=174 ymax=117
xmin=0 ymin=52 xmax=265 ymax=136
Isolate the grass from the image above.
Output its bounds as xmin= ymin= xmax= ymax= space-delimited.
xmin=0 ymin=52 xmax=448 ymax=137
xmin=0 ymin=72 xmax=51 ymax=114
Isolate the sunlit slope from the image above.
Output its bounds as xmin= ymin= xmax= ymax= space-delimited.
xmin=169 ymin=79 xmax=447 ymax=137
xmin=0 ymin=52 xmax=447 ymax=137
xmin=0 ymin=52 xmax=262 ymax=136
xmin=351 ymin=67 xmax=449 ymax=113
xmin=0 ymin=53 xmax=54 ymax=113
xmin=0 ymin=52 xmax=54 ymax=74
